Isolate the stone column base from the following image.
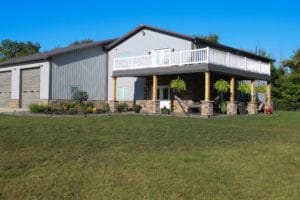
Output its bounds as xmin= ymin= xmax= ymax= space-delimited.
xmin=10 ymin=99 xmax=20 ymax=109
xmin=201 ymin=101 xmax=214 ymax=116
xmin=135 ymin=100 xmax=160 ymax=113
xmin=108 ymin=101 xmax=119 ymax=113
xmin=247 ymin=102 xmax=257 ymax=115
xmin=227 ymin=101 xmax=238 ymax=115
xmin=265 ymin=102 xmax=272 ymax=109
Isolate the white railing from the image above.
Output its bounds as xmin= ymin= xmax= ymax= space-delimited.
xmin=113 ymin=47 xmax=270 ymax=75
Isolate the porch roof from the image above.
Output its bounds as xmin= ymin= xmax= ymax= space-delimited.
xmin=112 ymin=63 xmax=270 ymax=81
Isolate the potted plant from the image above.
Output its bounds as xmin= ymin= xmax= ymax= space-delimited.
xmin=214 ymin=79 xmax=230 ymax=114
xmin=161 ymin=106 xmax=171 ymax=114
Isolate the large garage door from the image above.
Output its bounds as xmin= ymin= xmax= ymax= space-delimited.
xmin=21 ymin=68 xmax=40 ymax=108
xmin=0 ymin=71 xmax=11 ymax=108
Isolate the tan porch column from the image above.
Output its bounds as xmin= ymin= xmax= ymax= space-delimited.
xmin=201 ymin=71 xmax=214 ymax=117
xmin=230 ymin=76 xmax=235 ymax=102
xmin=112 ymin=77 xmax=117 ymax=101
xmin=266 ymin=81 xmax=271 ymax=105
xmin=250 ymin=80 xmax=255 ymax=103
xmin=152 ymin=75 xmax=158 ymax=101
xmin=247 ymin=79 xmax=257 ymax=114
xmin=204 ymin=71 xmax=210 ymax=101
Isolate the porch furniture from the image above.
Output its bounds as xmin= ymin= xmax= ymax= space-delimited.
xmin=174 ymin=96 xmax=201 ymax=114
xmin=257 ymin=102 xmax=265 ymax=114
xmin=159 ymin=100 xmax=171 ymax=109
xmin=237 ymin=102 xmax=247 ymax=114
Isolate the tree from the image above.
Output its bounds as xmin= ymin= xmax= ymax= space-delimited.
xmin=281 ymin=49 xmax=300 ymax=73
xmin=0 ymin=39 xmax=41 ymax=62
xmin=69 ymin=39 xmax=93 ymax=46
xmin=200 ymin=33 xmax=219 ymax=43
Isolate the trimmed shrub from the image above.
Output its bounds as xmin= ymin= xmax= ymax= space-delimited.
xmin=29 ymin=104 xmax=52 ymax=113
xmin=133 ymin=104 xmax=142 ymax=113
xmin=116 ymin=103 xmax=129 ymax=113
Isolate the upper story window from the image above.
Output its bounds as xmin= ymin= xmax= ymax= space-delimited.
xmin=152 ymin=49 xmax=171 ymax=66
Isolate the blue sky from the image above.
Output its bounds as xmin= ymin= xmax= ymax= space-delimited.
xmin=1 ymin=0 xmax=299 ymax=64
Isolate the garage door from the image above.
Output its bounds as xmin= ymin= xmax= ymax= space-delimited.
xmin=0 ymin=71 xmax=11 ymax=108
xmin=21 ymin=68 xmax=40 ymax=108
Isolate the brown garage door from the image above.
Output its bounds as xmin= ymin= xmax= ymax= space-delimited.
xmin=0 ymin=71 xmax=11 ymax=108
xmin=21 ymin=68 xmax=40 ymax=108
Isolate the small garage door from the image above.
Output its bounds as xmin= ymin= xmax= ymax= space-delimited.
xmin=21 ymin=68 xmax=40 ymax=108
xmin=0 ymin=71 xmax=11 ymax=108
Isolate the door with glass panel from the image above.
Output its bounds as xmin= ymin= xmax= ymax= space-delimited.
xmin=152 ymin=49 xmax=171 ymax=66
xmin=157 ymin=86 xmax=170 ymax=100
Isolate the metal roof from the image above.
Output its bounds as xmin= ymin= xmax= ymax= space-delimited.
xmin=0 ymin=38 xmax=117 ymax=67
xmin=105 ymin=24 xmax=275 ymax=63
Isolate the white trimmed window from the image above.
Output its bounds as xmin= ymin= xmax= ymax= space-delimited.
xmin=117 ymin=87 xmax=129 ymax=99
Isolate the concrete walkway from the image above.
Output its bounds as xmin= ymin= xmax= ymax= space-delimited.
xmin=0 ymin=108 xmax=29 ymax=114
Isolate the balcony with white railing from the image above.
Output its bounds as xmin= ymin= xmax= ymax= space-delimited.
xmin=113 ymin=47 xmax=271 ymax=75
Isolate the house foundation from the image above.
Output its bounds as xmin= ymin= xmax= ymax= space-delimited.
xmin=227 ymin=101 xmax=238 ymax=115
xmin=10 ymin=99 xmax=19 ymax=109
xmin=247 ymin=102 xmax=257 ymax=114
xmin=201 ymin=101 xmax=214 ymax=116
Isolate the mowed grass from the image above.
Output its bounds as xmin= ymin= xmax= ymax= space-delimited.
xmin=0 ymin=112 xmax=299 ymax=200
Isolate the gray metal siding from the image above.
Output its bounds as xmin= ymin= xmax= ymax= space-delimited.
xmin=51 ymin=46 xmax=107 ymax=100
xmin=108 ymin=29 xmax=193 ymax=100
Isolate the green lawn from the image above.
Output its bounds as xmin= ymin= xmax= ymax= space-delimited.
xmin=0 ymin=112 xmax=299 ymax=200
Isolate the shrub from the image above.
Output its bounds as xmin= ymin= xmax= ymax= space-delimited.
xmin=221 ymin=101 xmax=227 ymax=113
xmin=116 ymin=103 xmax=128 ymax=113
xmin=133 ymin=104 xmax=142 ymax=113
xmin=29 ymin=104 xmax=41 ymax=113
xmin=101 ymin=103 xmax=110 ymax=113
xmin=72 ymin=91 xmax=88 ymax=103
xmin=29 ymin=104 xmax=52 ymax=113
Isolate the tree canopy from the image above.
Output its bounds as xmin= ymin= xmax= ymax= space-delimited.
xmin=0 ymin=39 xmax=41 ymax=62
xmin=69 ymin=39 xmax=93 ymax=46
xmin=199 ymin=33 xmax=219 ymax=43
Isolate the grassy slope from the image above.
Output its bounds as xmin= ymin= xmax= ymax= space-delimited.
xmin=0 ymin=112 xmax=299 ymax=200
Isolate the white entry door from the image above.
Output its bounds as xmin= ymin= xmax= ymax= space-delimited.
xmin=157 ymin=86 xmax=170 ymax=100
xmin=152 ymin=49 xmax=171 ymax=66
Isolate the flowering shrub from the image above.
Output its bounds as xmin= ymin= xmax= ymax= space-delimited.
xmin=265 ymin=107 xmax=273 ymax=114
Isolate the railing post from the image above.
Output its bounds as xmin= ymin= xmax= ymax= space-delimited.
xmin=245 ymin=57 xmax=247 ymax=70
xmin=207 ymin=47 xmax=210 ymax=63
xmin=259 ymin=61 xmax=262 ymax=73
xmin=227 ymin=52 xmax=230 ymax=66
xmin=179 ymin=51 xmax=182 ymax=65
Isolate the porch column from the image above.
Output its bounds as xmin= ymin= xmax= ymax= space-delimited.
xmin=152 ymin=75 xmax=158 ymax=101
xmin=204 ymin=71 xmax=210 ymax=101
xmin=201 ymin=71 xmax=214 ymax=117
xmin=227 ymin=76 xmax=237 ymax=115
xmin=250 ymin=80 xmax=255 ymax=103
xmin=247 ymin=79 xmax=257 ymax=114
xmin=112 ymin=77 xmax=117 ymax=101
xmin=266 ymin=81 xmax=272 ymax=107
xmin=230 ymin=76 xmax=235 ymax=102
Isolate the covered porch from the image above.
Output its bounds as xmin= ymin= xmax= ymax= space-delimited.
xmin=110 ymin=70 xmax=272 ymax=116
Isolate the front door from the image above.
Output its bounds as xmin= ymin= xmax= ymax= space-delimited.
xmin=157 ymin=86 xmax=170 ymax=100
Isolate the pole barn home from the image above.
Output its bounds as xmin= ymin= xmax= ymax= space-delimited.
xmin=0 ymin=25 xmax=274 ymax=116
